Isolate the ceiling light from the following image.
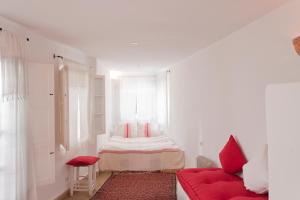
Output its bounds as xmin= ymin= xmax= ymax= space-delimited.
xmin=128 ymin=42 xmax=139 ymax=46
xmin=293 ymin=36 xmax=300 ymax=55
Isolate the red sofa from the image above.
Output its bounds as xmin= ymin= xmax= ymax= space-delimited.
xmin=176 ymin=168 xmax=268 ymax=200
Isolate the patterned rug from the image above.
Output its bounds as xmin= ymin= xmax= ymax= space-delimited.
xmin=91 ymin=171 xmax=177 ymax=200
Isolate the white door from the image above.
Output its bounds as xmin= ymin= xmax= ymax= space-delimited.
xmin=28 ymin=63 xmax=55 ymax=186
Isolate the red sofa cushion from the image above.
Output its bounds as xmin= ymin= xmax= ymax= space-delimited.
xmin=66 ymin=156 xmax=99 ymax=166
xmin=231 ymin=198 xmax=268 ymax=200
xmin=219 ymin=135 xmax=247 ymax=174
xmin=176 ymin=168 xmax=268 ymax=200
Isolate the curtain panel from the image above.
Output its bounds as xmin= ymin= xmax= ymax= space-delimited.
xmin=0 ymin=31 xmax=37 ymax=200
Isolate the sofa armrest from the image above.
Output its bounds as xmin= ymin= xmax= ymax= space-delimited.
xmin=197 ymin=155 xmax=216 ymax=168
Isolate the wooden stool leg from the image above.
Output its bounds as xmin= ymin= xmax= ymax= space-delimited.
xmin=93 ymin=163 xmax=96 ymax=188
xmin=70 ymin=166 xmax=74 ymax=196
xmin=75 ymin=167 xmax=79 ymax=188
xmin=88 ymin=165 xmax=93 ymax=196
xmin=98 ymin=159 xmax=101 ymax=176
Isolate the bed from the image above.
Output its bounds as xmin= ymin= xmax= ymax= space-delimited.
xmin=98 ymin=135 xmax=185 ymax=171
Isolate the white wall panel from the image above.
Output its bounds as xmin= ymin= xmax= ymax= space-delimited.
xmin=266 ymin=82 xmax=300 ymax=200
xmin=28 ymin=63 xmax=55 ymax=186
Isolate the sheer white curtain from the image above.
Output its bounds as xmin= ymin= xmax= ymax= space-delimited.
xmin=136 ymin=77 xmax=156 ymax=122
xmin=120 ymin=77 xmax=138 ymax=122
xmin=112 ymin=71 xmax=169 ymax=132
xmin=68 ymin=64 xmax=89 ymax=148
xmin=119 ymin=76 xmax=157 ymax=122
xmin=0 ymin=31 xmax=37 ymax=200
xmin=156 ymin=72 xmax=169 ymax=129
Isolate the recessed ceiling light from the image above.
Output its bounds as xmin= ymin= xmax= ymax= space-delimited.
xmin=128 ymin=42 xmax=139 ymax=46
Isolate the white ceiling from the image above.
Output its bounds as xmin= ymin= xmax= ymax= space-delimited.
xmin=0 ymin=0 xmax=291 ymax=69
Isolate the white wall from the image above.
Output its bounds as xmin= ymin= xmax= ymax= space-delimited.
xmin=170 ymin=0 xmax=300 ymax=167
xmin=266 ymin=82 xmax=300 ymax=200
xmin=0 ymin=16 xmax=97 ymax=200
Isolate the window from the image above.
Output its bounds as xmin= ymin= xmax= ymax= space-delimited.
xmin=66 ymin=64 xmax=89 ymax=149
xmin=119 ymin=76 xmax=156 ymax=122
xmin=111 ymin=71 xmax=169 ymax=133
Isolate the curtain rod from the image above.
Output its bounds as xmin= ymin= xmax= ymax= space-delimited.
xmin=0 ymin=27 xmax=30 ymax=42
xmin=53 ymin=54 xmax=64 ymax=60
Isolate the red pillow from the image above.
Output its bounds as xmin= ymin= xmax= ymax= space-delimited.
xmin=219 ymin=135 xmax=247 ymax=174
xmin=66 ymin=156 xmax=99 ymax=166
xmin=144 ymin=123 xmax=151 ymax=137
xmin=124 ymin=123 xmax=129 ymax=138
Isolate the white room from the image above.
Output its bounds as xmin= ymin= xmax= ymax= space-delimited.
xmin=1 ymin=1 xmax=300 ymax=200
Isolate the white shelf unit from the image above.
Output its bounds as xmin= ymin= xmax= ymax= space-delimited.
xmin=95 ymin=75 xmax=105 ymax=134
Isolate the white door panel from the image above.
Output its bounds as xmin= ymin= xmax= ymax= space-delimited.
xmin=28 ymin=63 xmax=55 ymax=186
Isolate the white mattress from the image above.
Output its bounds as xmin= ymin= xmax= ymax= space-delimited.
xmin=102 ymin=135 xmax=180 ymax=151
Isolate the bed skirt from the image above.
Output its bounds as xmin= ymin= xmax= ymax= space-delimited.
xmin=98 ymin=149 xmax=185 ymax=171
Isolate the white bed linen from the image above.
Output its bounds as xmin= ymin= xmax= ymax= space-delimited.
xmin=102 ymin=135 xmax=179 ymax=151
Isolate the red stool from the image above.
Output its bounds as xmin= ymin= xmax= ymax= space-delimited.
xmin=66 ymin=156 xmax=100 ymax=196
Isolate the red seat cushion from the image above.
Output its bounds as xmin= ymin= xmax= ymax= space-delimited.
xmin=230 ymin=197 xmax=268 ymax=200
xmin=176 ymin=168 xmax=268 ymax=200
xmin=219 ymin=135 xmax=247 ymax=174
xmin=66 ymin=156 xmax=99 ymax=166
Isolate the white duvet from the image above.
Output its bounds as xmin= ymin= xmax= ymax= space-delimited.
xmin=102 ymin=135 xmax=180 ymax=151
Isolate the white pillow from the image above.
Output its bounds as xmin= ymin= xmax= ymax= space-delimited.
xmin=137 ymin=122 xmax=147 ymax=137
xmin=150 ymin=123 xmax=162 ymax=137
xmin=243 ymin=144 xmax=268 ymax=194
xmin=114 ymin=122 xmax=137 ymax=138
xmin=136 ymin=122 xmax=162 ymax=137
xmin=129 ymin=122 xmax=138 ymax=137
xmin=114 ymin=123 xmax=125 ymax=137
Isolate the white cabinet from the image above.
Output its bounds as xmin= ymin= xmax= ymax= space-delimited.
xmin=266 ymin=82 xmax=300 ymax=200
xmin=28 ymin=63 xmax=55 ymax=186
xmin=95 ymin=75 xmax=105 ymax=134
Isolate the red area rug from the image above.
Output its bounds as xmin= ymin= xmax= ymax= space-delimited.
xmin=91 ymin=172 xmax=176 ymax=200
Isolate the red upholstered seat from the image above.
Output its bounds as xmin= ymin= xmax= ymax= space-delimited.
xmin=66 ymin=156 xmax=99 ymax=166
xmin=230 ymin=197 xmax=268 ymax=200
xmin=176 ymin=168 xmax=268 ymax=200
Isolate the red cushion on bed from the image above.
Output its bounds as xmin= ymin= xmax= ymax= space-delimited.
xmin=219 ymin=135 xmax=247 ymax=174
xmin=66 ymin=156 xmax=99 ymax=166
xmin=124 ymin=123 xmax=129 ymax=138
xmin=144 ymin=123 xmax=150 ymax=137
xmin=176 ymin=168 xmax=268 ymax=200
